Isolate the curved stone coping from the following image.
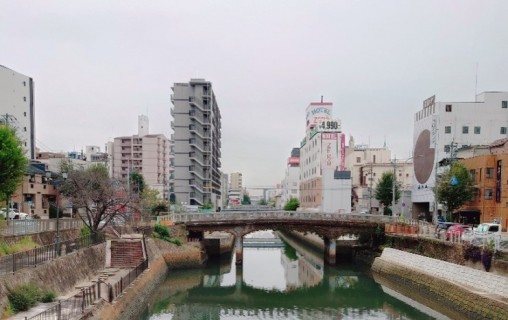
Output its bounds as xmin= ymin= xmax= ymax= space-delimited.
xmin=377 ymin=248 xmax=508 ymax=298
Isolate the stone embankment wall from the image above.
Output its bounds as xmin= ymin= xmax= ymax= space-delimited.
xmin=0 ymin=243 xmax=105 ymax=314
xmin=90 ymin=237 xmax=203 ymax=320
xmin=1 ymin=229 xmax=81 ymax=246
xmin=373 ymin=248 xmax=508 ymax=319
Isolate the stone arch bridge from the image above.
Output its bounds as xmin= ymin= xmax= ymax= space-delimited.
xmin=170 ymin=211 xmax=393 ymax=265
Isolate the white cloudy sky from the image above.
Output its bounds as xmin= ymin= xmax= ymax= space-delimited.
xmin=2 ymin=1 xmax=508 ymax=187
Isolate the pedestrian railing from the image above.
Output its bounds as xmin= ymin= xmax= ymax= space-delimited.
xmin=107 ymin=259 xmax=148 ymax=302
xmin=0 ymin=233 xmax=105 ymax=276
xmin=0 ymin=218 xmax=83 ymax=236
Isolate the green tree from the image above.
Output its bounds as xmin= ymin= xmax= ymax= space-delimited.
xmin=435 ymin=162 xmax=474 ymax=221
xmin=374 ymin=171 xmax=400 ymax=215
xmin=0 ymin=125 xmax=27 ymax=203
xmin=284 ymin=197 xmax=300 ymax=211
xmin=130 ymin=171 xmax=145 ymax=195
xmin=242 ymin=194 xmax=251 ymax=205
xmin=59 ymin=164 xmax=130 ymax=232
xmin=258 ymin=198 xmax=268 ymax=205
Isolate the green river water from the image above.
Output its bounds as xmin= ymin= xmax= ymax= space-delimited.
xmin=142 ymin=232 xmax=451 ymax=320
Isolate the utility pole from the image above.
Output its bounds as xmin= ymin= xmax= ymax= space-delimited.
xmin=392 ymin=156 xmax=397 ymax=217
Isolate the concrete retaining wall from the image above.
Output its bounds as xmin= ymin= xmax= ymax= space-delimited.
xmin=373 ymin=248 xmax=508 ymax=319
xmin=0 ymin=243 xmax=105 ymax=314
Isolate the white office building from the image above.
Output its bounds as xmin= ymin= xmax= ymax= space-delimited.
xmin=413 ymin=92 xmax=508 ymax=220
xmin=299 ymin=100 xmax=351 ymax=213
xmin=0 ymin=65 xmax=35 ymax=159
xmin=281 ymin=148 xmax=300 ymax=208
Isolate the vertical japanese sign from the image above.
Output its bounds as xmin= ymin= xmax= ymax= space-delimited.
xmin=340 ymin=133 xmax=346 ymax=171
xmin=496 ymin=160 xmax=502 ymax=202
xmin=321 ymin=133 xmax=338 ymax=169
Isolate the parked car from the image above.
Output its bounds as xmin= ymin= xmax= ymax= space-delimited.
xmin=0 ymin=210 xmax=30 ymax=220
xmin=445 ymin=224 xmax=472 ymax=240
xmin=462 ymin=222 xmax=502 ymax=244
xmin=435 ymin=222 xmax=458 ymax=239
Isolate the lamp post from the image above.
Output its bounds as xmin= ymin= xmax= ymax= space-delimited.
xmin=392 ymin=156 xmax=397 ymax=217
xmin=47 ymin=171 xmax=67 ymax=256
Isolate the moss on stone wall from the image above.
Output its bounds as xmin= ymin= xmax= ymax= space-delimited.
xmin=372 ymin=258 xmax=508 ymax=319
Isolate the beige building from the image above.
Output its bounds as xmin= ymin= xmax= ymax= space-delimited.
xmin=112 ymin=116 xmax=170 ymax=200
xmin=10 ymin=162 xmax=56 ymax=218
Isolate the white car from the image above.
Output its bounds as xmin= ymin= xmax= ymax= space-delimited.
xmin=463 ymin=222 xmax=501 ymax=244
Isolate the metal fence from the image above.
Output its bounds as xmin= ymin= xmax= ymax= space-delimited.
xmin=107 ymin=259 xmax=149 ymax=302
xmin=0 ymin=219 xmax=83 ymax=236
xmin=0 ymin=233 xmax=105 ymax=276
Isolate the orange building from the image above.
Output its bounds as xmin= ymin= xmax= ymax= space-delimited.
xmin=459 ymin=153 xmax=508 ymax=231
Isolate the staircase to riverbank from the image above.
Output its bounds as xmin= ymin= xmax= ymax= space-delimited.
xmin=110 ymin=238 xmax=145 ymax=268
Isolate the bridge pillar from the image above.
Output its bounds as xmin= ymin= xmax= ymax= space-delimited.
xmin=235 ymin=235 xmax=243 ymax=265
xmin=324 ymin=237 xmax=336 ymax=265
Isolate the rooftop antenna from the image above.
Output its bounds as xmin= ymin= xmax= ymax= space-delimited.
xmin=475 ymin=61 xmax=479 ymax=102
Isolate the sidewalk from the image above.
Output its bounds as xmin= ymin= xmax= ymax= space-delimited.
xmin=9 ymin=268 xmax=130 ymax=320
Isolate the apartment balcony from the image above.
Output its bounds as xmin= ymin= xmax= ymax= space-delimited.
xmin=189 ymin=123 xmax=205 ymax=137
xmin=189 ymin=165 xmax=205 ymax=179
xmin=189 ymin=96 xmax=204 ymax=110
xmin=189 ymin=138 xmax=205 ymax=151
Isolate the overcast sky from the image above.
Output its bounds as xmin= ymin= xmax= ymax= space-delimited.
xmin=2 ymin=1 xmax=508 ymax=187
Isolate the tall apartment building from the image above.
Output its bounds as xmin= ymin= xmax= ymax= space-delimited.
xmin=220 ymin=173 xmax=229 ymax=209
xmin=170 ymin=79 xmax=222 ymax=207
xmin=0 ymin=65 xmax=35 ymax=159
xmin=281 ymin=148 xmax=300 ymax=208
xmin=413 ymin=92 xmax=508 ymax=220
xmin=299 ymin=99 xmax=351 ymax=213
xmin=112 ymin=116 xmax=170 ymax=200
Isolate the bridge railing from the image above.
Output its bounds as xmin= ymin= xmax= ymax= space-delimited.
xmin=170 ymin=211 xmax=396 ymax=223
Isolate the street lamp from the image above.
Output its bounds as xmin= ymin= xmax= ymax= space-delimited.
xmin=46 ymin=171 xmax=67 ymax=256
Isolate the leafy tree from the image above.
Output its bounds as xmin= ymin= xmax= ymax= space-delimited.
xmin=129 ymin=171 xmax=145 ymax=196
xmin=202 ymin=201 xmax=213 ymax=209
xmin=284 ymin=197 xmax=300 ymax=211
xmin=140 ymin=187 xmax=160 ymax=215
xmin=151 ymin=202 xmax=169 ymax=215
xmin=59 ymin=164 xmax=130 ymax=232
xmin=0 ymin=125 xmax=27 ymax=203
xmin=374 ymin=172 xmax=400 ymax=215
xmin=435 ymin=162 xmax=474 ymax=221
xmin=258 ymin=198 xmax=268 ymax=205
xmin=242 ymin=194 xmax=251 ymax=205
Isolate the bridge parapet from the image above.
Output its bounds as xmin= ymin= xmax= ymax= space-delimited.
xmin=170 ymin=211 xmax=395 ymax=224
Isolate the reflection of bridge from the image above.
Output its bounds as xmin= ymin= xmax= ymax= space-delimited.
xmin=172 ymin=211 xmax=392 ymax=265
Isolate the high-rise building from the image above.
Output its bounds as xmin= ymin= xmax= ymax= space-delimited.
xmin=412 ymin=92 xmax=508 ymax=221
xmin=170 ymin=79 xmax=222 ymax=207
xmin=112 ymin=116 xmax=170 ymax=200
xmin=0 ymin=65 xmax=35 ymax=159
xmin=299 ymin=99 xmax=351 ymax=213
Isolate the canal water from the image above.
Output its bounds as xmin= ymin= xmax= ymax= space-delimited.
xmin=142 ymin=231 xmax=450 ymax=320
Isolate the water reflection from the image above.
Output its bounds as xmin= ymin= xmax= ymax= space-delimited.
xmin=144 ymin=231 xmax=447 ymax=320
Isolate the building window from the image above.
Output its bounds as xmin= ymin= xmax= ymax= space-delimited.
xmin=24 ymin=127 xmax=27 ymax=132
xmin=445 ymin=104 xmax=452 ymax=112
xmin=462 ymin=126 xmax=469 ymax=134
xmin=373 ymin=155 xmax=376 ymax=163
xmin=486 ymin=167 xmax=494 ymax=178
xmin=23 ymin=81 xmax=26 ymax=86
xmin=356 ymin=157 xmax=361 ymax=163
xmin=445 ymin=126 xmax=451 ymax=134
xmin=444 ymin=145 xmax=451 ymax=153
xmin=23 ymin=96 xmax=26 ymax=102
xmin=502 ymin=101 xmax=508 ymax=109
xmin=474 ymin=126 xmax=481 ymax=134
xmin=485 ymin=189 xmax=493 ymax=200
xmin=23 ymin=112 xmax=26 ymax=117
xmin=502 ymin=127 xmax=507 ymax=135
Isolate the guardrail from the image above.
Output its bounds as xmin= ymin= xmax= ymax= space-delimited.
xmin=170 ymin=211 xmax=396 ymax=224
xmin=0 ymin=233 xmax=105 ymax=276
xmin=0 ymin=218 xmax=84 ymax=236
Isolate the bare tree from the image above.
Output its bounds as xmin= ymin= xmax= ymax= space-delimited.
xmin=60 ymin=164 xmax=130 ymax=232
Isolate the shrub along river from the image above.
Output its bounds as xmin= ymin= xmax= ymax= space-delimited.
xmin=140 ymin=231 xmax=450 ymax=320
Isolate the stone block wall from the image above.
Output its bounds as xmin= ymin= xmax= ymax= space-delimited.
xmin=373 ymin=248 xmax=508 ymax=319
